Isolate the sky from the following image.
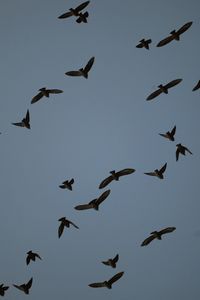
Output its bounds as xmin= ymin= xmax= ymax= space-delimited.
xmin=0 ymin=0 xmax=200 ymax=299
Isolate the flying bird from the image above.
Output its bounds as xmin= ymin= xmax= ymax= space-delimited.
xmin=159 ymin=125 xmax=176 ymax=141
xmin=102 ymin=254 xmax=119 ymax=268
xmin=99 ymin=168 xmax=135 ymax=189
xmin=59 ymin=178 xmax=74 ymax=191
xmin=58 ymin=217 xmax=79 ymax=238
xmin=74 ymin=189 xmax=111 ymax=211
xmin=0 ymin=284 xmax=9 ymax=296
xmin=136 ymin=38 xmax=152 ymax=50
xmin=26 ymin=250 xmax=42 ymax=265
xmin=76 ymin=11 xmax=89 ymax=23
xmin=12 ymin=110 xmax=30 ymax=129
xmin=88 ymin=271 xmax=124 ymax=289
xmin=65 ymin=56 xmax=95 ymax=79
xmin=146 ymin=79 xmax=182 ymax=101
xmin=192 ymin=80 xmax=200 ymax=91
xmin=58 ymin=1 xmax=90 ymax=19
xmin=157 ymin=21 xmax=193 ymax=47
xmin=144 ymin=162 xmax=167 ymax=179
xmin=31 ymin=87 xmax=63 ymax=104
xmin=141 ymin=227 xmax=176 ymax=246
xmin=176 ymin=143 xmax=192 ymax=161
xmin=13 ymin=278 xmax=33 ymax=295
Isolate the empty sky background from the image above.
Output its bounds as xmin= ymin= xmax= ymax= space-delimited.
xmin=0 ymin=0 xmax=200 ymax=299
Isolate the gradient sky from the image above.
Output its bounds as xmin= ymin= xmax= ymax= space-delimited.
xmin=0 ymin=0 xmax=200 ymax=299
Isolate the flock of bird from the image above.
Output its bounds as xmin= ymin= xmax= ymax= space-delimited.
xmin=0 ymin=1 xmax=196 ymax=297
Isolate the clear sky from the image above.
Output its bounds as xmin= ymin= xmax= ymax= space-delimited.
xmin=0 ymin=0 xmax=200 ymax=299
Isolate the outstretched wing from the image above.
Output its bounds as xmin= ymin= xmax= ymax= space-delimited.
xmin=25 ymin=110 xmax=30 ymax=123
xmin=176 ymin=21 xmax=193 ymax=35
xmin=96 ymin=189 xmax=111 ymax=205
xmin=159 ymin=163 xmax=167 ymax=174
xmin=192 ymin=80 xmax=200 ymax=91
xmin=26 ymin=255 xmax=31 ymax=265
xmin=69 ymin=221 xmax=79 ymax=229
xmin=159 ymin=133 xmax=168 ymax=139
xmin=165 ymin=78 xmax=182 ymax=90
xmin=26 ymin=278 xmax=33 ymax=290
xmin=117 ymin=168 xmax=135 ymax=177
xmin=156 ymin=35 xmax=174 ymax=47
xmin=58 ymin=11 xmax=73 ymax=19
xmin=141 ymin=234 xmax=156 ymax=246
xmin=88 ymin=282 xmax=105 ymax=288
xmin=102 ymin=260 xmax=110 ymax=266
xmin=108 ymin=271 xmax=124 ymax=285
xmin=176 ymin=148 xmax=180 ymax=161
xmin=75 ymin=1 xmax=90 ymax=12
xmin=48 ymin=89 xmax=63 ymax=94
xmin=35 ymin=253 xmax=42 ymax=260
xmin=74 ymin=203 xmax=93 ymax=210
xmin=185 ymin=147 xmax=193 ymax=155
xmin=144 ymin=172 xmax=156 ymax=177
xmin=84 ymin=56 xmax=95 ymax=73
xmin=31 ymin=91 xmax=43 ymax=104
xmin=12 ymin=122 xmax=24 ymax=127
xmin=171 ymin=125 xmax=176 ymax=136
xmin=99 ymin=175 xmax=114 ymax=189
xmin=65 ymin=70 xmax=82 ymax=76
xmin=146 ymin=88 xmax=162 ymax=101
xmin=136 ymin=42 xmax=143 ymax=48
xmin=58 ymin=222 xmax=65 ymax=238
xmin=159 ymin=227 xmax=176 ymax=235
xmin=113 ymin=254 xmax=119 ymax=263
xmin=13 ymin=284 xmax=24 ymax=292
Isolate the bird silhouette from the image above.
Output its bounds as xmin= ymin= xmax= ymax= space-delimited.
xmin=74 ymin=189 xmax=111 ymax=211
xmin=159 ymin=125 xmax=176 ymax=141
xmin=13 ymin=278 xmax=33 ymax=294
xmin=65 ymin=57 xmax=95 ymax=79
xmin=31 ymin=87 xmax=63 ymax=104
xmin=58 ymin=1 xmax=90 ymax=19
xmin=12 ymin=110 xmax=30 ymax=129
xmin=192 ymin=80 xmax=200 ymax=91
xmin=136 ymin=38 xmax=152 ymax=50
xmin=141 ymin=227 xmax=176 ymax=246
xmin=59 ymin=178 xmax=74 ymax=191
xmin=88 ymin=271 xmax=124 ymax=289
xmin=146 ymin=79 xmax=182 ymax=101
xmin=99 ymin=168 xmax=135 ymax=189
xmin=76 ymin=11 xmax=89 ymax=23
xmin=0 ymin=284 xmax=9 ymax=296
xmin=176 ymin=143 xmax=192 ymax=161
xmin=58 ymin=217 xmax=79 ymax=238
xmin=144 ymin=162 xmax=167 ymax=179
xmin=157 ymin=21 xmax=193 ymax=47
xmin=102 ymin=254 xmax=119 ymax=268
xmin=26 ymin=250 xmax=42 ymax=265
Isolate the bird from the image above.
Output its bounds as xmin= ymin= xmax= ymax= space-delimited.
xmin=74 ymin=189 xmax=111 ymax=211
xmin=12 ymin=110 xmax=30 ymax=129
xmin=58 ymin=217 xmax=79 ymax=238
xmin=141 ymin=227 xmax=176 ymax=246
xmin=176 ymin=143 xmax=192 ymax=161
xmin=157 ymin=21 xmax=193 ymax=47
xmin=99 ymin=168 xmax=135 ymax=189
xmin=65 ymin=56 xmax=95 ymax=79
xmin=146 ymin=79 xmax=182 ymax=101
xmin=13 ymin=278 xmax=33 ymax=295
xmin=26 ymin=250 xmax=42 ymax=265
xmin=192 ymin=80 xmax=200 ymax=91
xmin=0 ymin=284 xmax=9 ymax=296
xmin=76 ymin=11 xmax=89 ymax=23
xmin=88 ymin=271 xmax=124 ymax=289
xmin=159 ymin=125 xmax=176 ymax=141
xmin=31 ymin=87 xmax=63 ymax=104
xmin=59 ymin=178 xmax=74 ymax=191
xmin=102 ymin=254 xmax=119 ymax=268
xmin=58 ymin=1 xmax=90 ymax=19
xmin=136 ymin=38 xmax=152 ymax=50
xmin=144 ymin=162 xmax=167 ymax=179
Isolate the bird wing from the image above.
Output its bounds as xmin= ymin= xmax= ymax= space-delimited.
xmin=165 ymin=78 xmax=182 ymax=89
xmin=96 ymin=189 xmax=111 ymax=205
xmin=185 ymin=147 xmax=193 ymax=155
xmin=69 ymin=178 xmax=74 ymax=184
xmin=176 ymin=21 xmax=193 ymax=35
xmin=12 ymin=122 xmax=24 ymax=127
xmin=99 ymin=175 xmax=114 ymax=189
xmin=159 ymin=133 xmax=168 ymax=138
xmin=146 ymin=88 xmax=162 ymax=101
xmin=48 ymin=89 xmax=63 ymax=94
xmin=58 ymin=11 xmax=73 ymax=19
xmin=75 ymin=1 xmax=90 ymax=12
xmin=141 ymin=234 xmax=156 ymax=246
xmin=88 ymin=282 xmax=106 ymax=288
xmin=136 ymin=42 xmax=143 ymax=48
xmin=108 ymin=271 xmax=124 ymax=285
xmin=65 ymin=70 xmax=82 ymax=76
xmin=26 ymin=278 xmax=33 ymax=289
xmin=25 ymin=110 xmax=30 ymax=123
xmin=144 ymin=172 xmax=156 ymax=176
xmin=84 ymin=56 xmax=95 ymax=73
xmin=159 ymin=163 xmax=167 ymax=174
xmin=176 ymin=148 xmax=180 ymax=161
xmin=117 ymin=168 xmax=135 ymax=177
xmin=192 ymin=80 xmax=200 ymax=91
xmin=31 ymin=91 xmax=43 ymax=104
xmin=156 ymin=35 xmax=174 ymax=47
xmin=159 ymin=227 xmax=176 ymax=235
xmin=26 ymin=255 xmax=31 ymax=265
xmin=58 ymin=222 xmax=65 ymax=238
xmin=113 ymin=254 xmax=119 ymax=263
xmin=69 ymin=221 xmax=79 ymax=229
xmin=74 ymin=203 xmax=93 ymax=210
xmin=13 ymin=284 xmax=24 ymax=292
xmin=35 ymin=253 xmax=42 ymax=260
xmin=171 ymin=125 xmax=176 ymax=136
xmin=102 ymin=260 xmax=110 ymax=266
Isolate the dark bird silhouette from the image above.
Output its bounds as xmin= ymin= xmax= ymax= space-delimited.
xmin=102 ymin=254 xmax=119 ymax=268
xmin=89 ymin=271 xmax=124 ymax=289
xmin=58 ymin=217 xmax=79 ymax=238
xmin=26 ymin=250 xmax=42 ymax=265
xmin=12 ymin=110 xmax=30 ymax=129
xmin=75 ymin=189 xmax=111 ymax=211
xmin=144 ymin=163 xmax=167 ymax=179
xmin=157 ymin=21 xmax=193 ymax=47
xmin=176 ymin=143 xmax=192 ymax=161
xmin=146 ymin=79 xmax=182 ymax=101
xmin=59 ymin=178 xmax=74 ymax=191
xmin=58 ymin=1 xmax=90 ymax=19
xmin=159 ymin=125 xmax=176 ymax=141
xmin=136 ymin=38 xmax=152 ymax=50
xmin=65 ymin=56 xmax=95 ymax=79
xmin=0 ymin=284 xmax=9 ymax=296
xmin=192 ymin=80 xmax=200 ymax=91
xmin=76 ymin=11 xmax=89 ymax=23
xmin=99 ymin=168 xmax=135 ymax=189
xmin=141 ymin=227 xmax=176 ymax=246
xmin=31 ymin=87 xmax=63 ymax=104
xmin=13 ymin=278 xmax=33 ymax=295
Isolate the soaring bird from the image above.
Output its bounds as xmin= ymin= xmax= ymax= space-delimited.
xmin=58 ymin=1 xmax=90 ymax=19
xmin=0 ymin=284 xmax=9 ymax=296
xmin=159 ymin=125 xmax=176 ymax=141
xmin=176 ymin=143 xmax=192 ymax=161
xmin=136 ymin=38 xmax=152 ymax=50
xmin=13 ymin=278 xmax=33 ymax=295
xmin=157 ymin=21 xmax=193 ymax=47
xmin=26 ymin=250 xmax=42 ymax=265
xmin=75 ymin=190 xmax=111 ymax=211
xmin=59 ymin=178 xmax=74 ymax=191
xmin=88 ymin=271 xmax=124 ymax=289
xmin=65 ymin=56 xmax=95 ymax=79
xmin=31 ymin=87 xmax=63 ymax=104
xmin=99 ymin=168 xmax=135 ymax=189
xmin=141 ymin=227 xmax=176 ymax=246
xmin=12 ymin=110 xmax=30 ymax=129
xmin=146 ymin=79 xmax=182 ymax=101
xmin=76 ymin=11 xmax=89 ymax=23
xmin=58 ymin=217 xmax=79 ymax=238
xmin=102 ymin=254 xmax=119 ymax=268
xmin=144 ymin=163 xmax=167 ymax=179
xmin=192 ymin=80 xmax=200 ymax=91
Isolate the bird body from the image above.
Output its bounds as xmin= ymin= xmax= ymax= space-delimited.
xmin=146 ymin=79 xmax=182 ymax=101
xmin=26 ymin=250 xmax=42 ymax=265
xmin=13 ymin=278 xmax=33 ymax=294
xmin=89 ymin=271 xmax=124 ymax=289
xmin=65 ymin=57 xmax=95 ymax=79
xmin=75 ymin=189 xmax=111 ymax=211
xmin=31 ymin=87 xmax=63 ymax=104
xmin=58 ymin=1 xmax=90 ymax=19
xmin=159 ymin=125 xmax=176 ymax=141
xmin=141 ymin=227 xmax=176 ymax=246
xmin=59 ymin=178 xmax=74 ymax=190
xmin=102 ymin=254 xmax=119 ymax=268
xmin=12 ymin=110 xmax=30 ymax=129
xmin=176 ymin=143 xmax=192 ymax=161
xmin=144 ymin=163 xmax=167 ymax=179
xmin=99 ymin=168 xmax=135 ymax=189
xmin=58 ymin=217 xmax=79 ymax=238
xmin=136 ymin=38 xmax=152 ymax=50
